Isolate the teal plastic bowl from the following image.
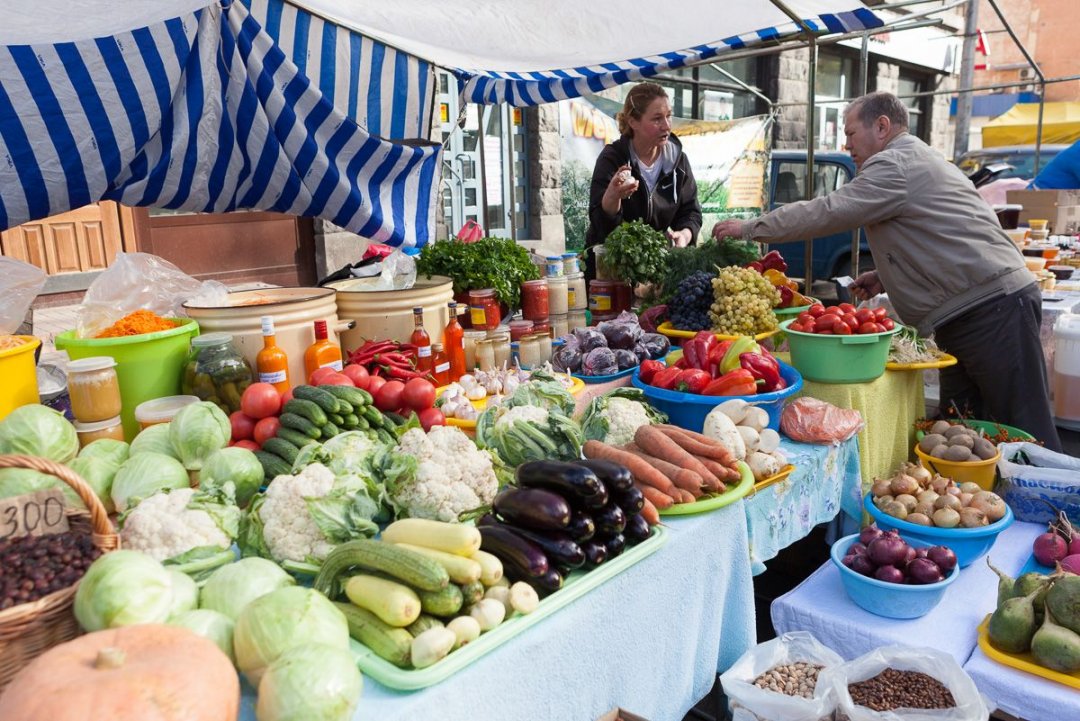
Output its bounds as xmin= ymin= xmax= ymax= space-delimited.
xmin=863 ymin=495 xmax=1014 ymax=568
xmin=831 ymin=533 xmax=959 ymax=619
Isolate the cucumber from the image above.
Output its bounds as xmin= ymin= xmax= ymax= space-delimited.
xmin=262 ymin=437 xmax=302 ymax=465
xmin=320 ymin=421 xmax=341 ymax=439
xmin=292 ymin=385 xmax=340 ymax=415
xmin=328 ymin=413 xmax=345 ymax=426
xmin=395 ymin=543 xmax=483 ymax=585
xmin=376 ymin=429 xmax=396 ymax=445
xmin=407 ymin=614 xmax=445 ymax=637
xmin=280 ymin=412 xmax=320 ymax=438
xmin=380 ymin=410 xmax=404 ymax=427
xmin=276 ymin=426 xmax=317 ymax=449
xmin=418 ymin=584 xmax=463 ymax=617
xmin=336 ymin=399 xmax=354 ymax=415
xmin=334 ymin=602 xmax=413 ymax=668
xmin=460 ymin=580 xmax=485 ymax=606
xmin=313 ymin=539 xmax=449 ymax=595
xmin=345 ymin=574 xmax=421 ymax=627
xmin=320 ymin=384 xmax=370 ymax=408
xmin=253 ymin=450 xmax=291 ymax=479
xmin=341 ymin=413 xmax=360 ymax=429
xmin=284 ymin=398 xmax=328 ymax=426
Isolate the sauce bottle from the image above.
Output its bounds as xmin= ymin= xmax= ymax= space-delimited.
xmin=256 ymin=316 xmax=290 ymax=393
xmin=432 ymin=343 xmax=450 ymax=386
xmin=410 ymin=307 xmax=433 ymax=374
xmin=303 ymin=320 xmax=343 ymax=382
xmin=443 ymin=302 xmax=466 ymax=381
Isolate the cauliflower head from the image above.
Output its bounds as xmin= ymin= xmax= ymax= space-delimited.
xmin=391 ymin=426 xmax=499 ymax=522
xmin=601 ymin=396 xmax=654 ymax=446
xmin=258 ymin=462 xmax=337 ymax=563
xmin=495 ymin=404 xmax=549 ymax=429
xmin=121 ymin=487 xmax=233 ymax=562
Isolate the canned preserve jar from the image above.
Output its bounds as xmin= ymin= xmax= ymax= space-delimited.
xmin=463 ymin=329 xmax=488 ymax=372
xmin=548 ymin=275 xmax=569 ymax=315
xmin=545 ymin=256 xmax=564 ymax=277
xmin=532 ymin=319 xmax=551 ymax=337
xmin=67 ymin=357 xmax=122 ymax=423
xmin=562 ymin=253 xmax=580 ymax=275
xmin=566 ymin=272 xmax=587 ymax=311
xmin=182 ymin=333 xmax=254 ymax=414
xmin=567 ymin=309 xmax=588 ymax=333
xmin=135 ymin=395 xmax=200 ymax=430
xmin=534 ymin=333 xmax=553 ymax=364
xmin=469 ymin=288 xmax=501 ymax=330
xmin=550 ymin=313 xmax=569 ymax=338
xmin=475 ymin=339 xmax=496 ymax=371
xmin=487 ymin=331 xmax=511 ymax=369
xmin=509 ymin=319 xmax=535 ymax=342
xmin=519 ymin=335 xmax=541 ymax=368
xmin=589 ymin=280 xmax=616 ymax=313
xmin=74 ymin=416 xmax=125 ymax=447
xmin=614 ymin=282 xmax=633 ymax=313
xmin=520 ymin=279 xmax=550 ymax=321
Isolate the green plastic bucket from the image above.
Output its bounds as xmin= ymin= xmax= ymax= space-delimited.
xmin=779 ymin=318 xmax=898 ymax=384
xmin=55 ymin=319 xmax=200 ymax=441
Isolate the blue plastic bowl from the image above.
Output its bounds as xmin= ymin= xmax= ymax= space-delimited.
xmin=831 ymin=533 xmax=959 ymax=619
xmin=630 ymin=359 xmax=802 ymax=433
xmin=863 ymin=495 xmax=1014 ymax=568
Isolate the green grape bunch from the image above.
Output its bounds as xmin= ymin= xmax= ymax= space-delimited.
xmin=708 ymin=266 xmax=781 ymax=335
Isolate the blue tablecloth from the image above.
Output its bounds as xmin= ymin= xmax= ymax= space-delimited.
xmin=743 ymin=437 xmax=862 ymax=575
xmin=238 ymin=503 xmax=756 ymax=721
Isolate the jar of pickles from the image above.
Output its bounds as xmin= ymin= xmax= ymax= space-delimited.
xmin=181 ymin=333 xmax=254 ymax=414
xmin=67 ymin=357 xmax=122 ymax=423
xmin=566 ymin=272 xmax=587 ymax=311
xmin=568 ymin=308 xmax=588 ymax=333
xmin=520 ymin=280 xmax=549 ymax=321
xmin=463 ymin=329 xmax=488 ymax=372
xmin=548 ymin=275 xmax=569 ymax=315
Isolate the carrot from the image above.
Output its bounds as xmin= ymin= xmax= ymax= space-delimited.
xmin=622 ymin=445 xmax=705 ymax=497
xmin=656 ymin=425 xmax=739 ymax=467
xmin=694 ymin=457 xmax=731 ymax=492
xmin=639 ymin=497 xmax=660 ymax=525
xmin=634 ymin=481 xmax=674 ymax=510
xmin=583 ymin=440 xmax=678 ymax=496
xmin=633 ymin=426 xmax=722 ymax=489
xmin=676 ymin=489 xmax=697 ymax=504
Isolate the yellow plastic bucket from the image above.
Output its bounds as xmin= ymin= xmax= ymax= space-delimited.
xmin=55 ymin=319 xmax=200 ymax=441
xmin=0 ymin=336 xmax=42 ymax=420
xmin=914 ymin=443 xmax=1002 ymax=492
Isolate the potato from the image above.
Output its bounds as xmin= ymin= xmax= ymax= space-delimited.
xmin=930 ymin=420 xmax=953 ymax=435
xmin=947 ymin=434 xmax=975 ymax=449
xmin=930 ymin=444 xmax=951 ymax=459
xmin=973 ymin=438 xmax=997 ymax=460
xmin=919 ymin=433 xmax=947 ymax=454
xmin=943 ymin=425 xmax=969 ymax=439
xmin=943 ymin=445 xmax=974 ymax=462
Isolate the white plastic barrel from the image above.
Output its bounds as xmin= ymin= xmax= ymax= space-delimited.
xmin=1052 ymin=312 xmax=1080 ymax=429
xmin=331 ymin=275 xmax=454 ymax=353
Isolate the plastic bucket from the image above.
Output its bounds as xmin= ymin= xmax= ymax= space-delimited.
xmin=55 ymin=319 xmax=199 ymax=441
xmin=331 ymin=275 xmax=454 ymax=351
xmin=779 ymin=318 xmax=898 ymax=383
xmin=914 ymin=442 xmax=1001 ymax=492
xmin=0 ymin=336 xmax=42 ymax=421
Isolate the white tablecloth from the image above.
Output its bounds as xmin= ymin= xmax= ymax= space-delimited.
xmin=963 ymin=645 xmax=1079 ymax=721
xmin=770 ymin=521 xmax=1043 ymax=664
xmin=238 ymin=503 xmax=755 ymax=721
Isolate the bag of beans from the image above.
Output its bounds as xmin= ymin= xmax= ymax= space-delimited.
xmin=821 ymin=646 xmax=991 ymax=721
xmin=719 ymin=631 xmax=843 ymax=721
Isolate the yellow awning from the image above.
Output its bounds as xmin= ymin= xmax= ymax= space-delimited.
xmin=981 ymin=102 xmax=1080 ymax=147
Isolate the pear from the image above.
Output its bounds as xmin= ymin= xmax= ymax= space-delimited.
xmin=1045 ymin=574 xmax=1080 ymax=635
xmin=986 ymin=558 xmax=1016 ymax=606
xmin=1031 ymin=611 xmax=1080 ymax=673
xmin=988 ymin=590 xmax=1039 ymax=654
xmin=1015 ymin=572 xmax=1053 ymax=611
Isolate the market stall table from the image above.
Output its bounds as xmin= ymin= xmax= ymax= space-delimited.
xmin=237 ymin=503 xmax=756 ymax=721
xmin=963 ymin=643 xmax=1080 ymax=721
xmin=770 ymin=521 xmax=1042 ymax=664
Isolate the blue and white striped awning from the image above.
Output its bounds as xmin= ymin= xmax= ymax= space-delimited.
xmin=0 ymin=1 xmax=440 ymax=245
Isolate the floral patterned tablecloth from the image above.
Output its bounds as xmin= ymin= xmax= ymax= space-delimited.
xmin=743 ymin=436 xmax=862 ymax=575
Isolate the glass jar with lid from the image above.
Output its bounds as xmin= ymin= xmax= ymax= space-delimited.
xmin=562 ymin=253 xmax=580 ymax=275
xmin=548 ymin=275 xmax=569 ymax=315
xmin=475 ymin=339 xmax=496 ymax=371
xmin=463 ymin=329 xmax=488 ymax=372
xmin=181 ymin=333 xmax=254 ymax=414
xmin=533 ymin=333 xmax=553 ymax=365
xmin=67 ymin=356 xmax=122 ymax=423
xmin=469 ymin=289 xmax=501 ymax=330
xmin=74 ymin=416 xmax=124 ymax=447
xmin=520 ymin=279 xmax=550 ymax=321
xmin=509 ymin=319 xmax=535 ymax=342
xmin=550 ymin=313 xmax=569 ymax=338
xmin=545 ymin=256 xmax=564 ymax=277
xmin=487 ymin=331 xmax=511 ymax=369
xmin=518 ymin=335 xmax=541 ymax=368
xmin=568 ymin=309 xmax=588 ymax=333
xmin=566 ymin=272 xmax=587 ymax=311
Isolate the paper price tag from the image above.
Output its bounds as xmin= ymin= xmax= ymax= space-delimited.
xmin=0 ymin=489 xmax=69 ymax=540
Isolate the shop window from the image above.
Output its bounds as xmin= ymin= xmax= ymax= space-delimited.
xmin=774 ymin=161 xmax=847 ymax=204
xmin=898 ymin=73 xmax=929 ymax=141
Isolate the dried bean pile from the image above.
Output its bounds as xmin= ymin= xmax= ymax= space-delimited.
xmin=0 ymin=531 xmax=101 ymax=609
xmin=847 ymin=668 xmax=955 ymax=711
xmin=752 ymin=662 xmax=823 ymax=698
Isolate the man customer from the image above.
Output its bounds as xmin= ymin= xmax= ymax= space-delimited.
xmin=711 ymin=91 xmax=1062 ymax=450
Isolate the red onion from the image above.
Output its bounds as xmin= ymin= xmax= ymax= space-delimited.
xmin=859 ymin=525 xmax=883 ymax=546
xmin=913 ymin=547 xmax=929 ymax=560
xmin=867 ymin=532 xmax=909 ymax=567
xmin=903 ymin=545 xmax=917 ymax=566
xmin=841 ymin=554 xmax=856 ymax=568
xmin=1061 ymin=554 xmax=1080 ymax=575
xmin=1070 ymin=535 xmax=1080 ymax=557
xmin=907 ymin=557 xmax=946 ymax=584
xmin=874 ymin=565 xmax=905 ymax=584
xmin=1033 ymin=532 xmax=1069 ymax=566
xmin=850 ymin=554 xmax=876 ymax=577
xmin=846 ymin=542 xmax=868 ymax=557
xmin=927 ymin=545 xmax=957 ymax=574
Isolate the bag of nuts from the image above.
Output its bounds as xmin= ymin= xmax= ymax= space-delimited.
xmin=719 ymin=631 xmax=844 ymax=721
xmin=820 ymin=646 xmax=991 ymax=721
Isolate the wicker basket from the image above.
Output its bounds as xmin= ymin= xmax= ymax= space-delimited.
xmin=0 ymin=454 xmax=119 ymax=691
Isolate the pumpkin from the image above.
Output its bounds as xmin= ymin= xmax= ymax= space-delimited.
xmin=0 ymin=624 xmax=239 ymax=721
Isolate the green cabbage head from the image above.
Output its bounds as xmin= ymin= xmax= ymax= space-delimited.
xmin=199 ymin=556 xmax=295 ymax=621
xmin=256 ymin=643 xmax=362 ymax=721
xmin=129 ymin=422 xmax=179 ymax=459
xmin=0 ymin=405 xmax=78 ymax=462
xmin=170 ymin=401 xmax=231 ymax=471
xmin=77 ymin=438 xmax=129 ymax=466
xmin=168 ymin=609 xmax=236 ymax=663
xmin=110 ymin=452 xmax=189 ymax=512
xmin=66 ymin=456 xmax=120 ymax=513
xmin=74 ymin=550 xmax=176 ymax=631
xmin=200 ymin=447 xmax=264 ymax=507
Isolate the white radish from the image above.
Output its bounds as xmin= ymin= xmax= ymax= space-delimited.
xmin=469 ymin=598 xmax=506 ymax=631
xmin=757 ymin=428 xmax=781 ymax=454
xmin=715 ymin=399 xmax=749 ymax=425
xmin=747 ymin=451 xmax=782 ymax=481
xmin=411 ymin=627 xmax=457 ymax=668
xmin=741 ymin=406 xmax=770 ymax=432
xmin=702 ymin=408 xmax=746 ymax=460
xmin=509 ymin=582 xmax=539 ymax=615
xmin=446 ymin=616 xmax=481 ymax=649
xmin=737 ymin=426 xmax=760 ymax=453
xmin=483 ymin=586 xmax=513 ymax=616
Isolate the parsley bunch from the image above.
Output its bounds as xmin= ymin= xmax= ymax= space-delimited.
xmin=416 ymin=237 xmax=539 ymax=309
xmin=602 ymin=220 xmax=669 ymax=287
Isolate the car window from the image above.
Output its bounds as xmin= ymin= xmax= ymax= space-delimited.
xmin=957 ymin=150 xmax=1060 ymax=180
xmin=774 ymin=161 xmax=846 ymax=204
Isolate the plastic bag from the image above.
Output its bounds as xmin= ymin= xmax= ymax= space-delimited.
xmin=455 ymin=220 xmax=484 ymax=242
xmin=330 ymin=249 xmax=417 ymax=292
xmin=613 ymin=349 xmax=639 ymax=370
xmin=996 ymin=442 xmax=1080 ymax=525
xmin=581 ymin=347 xmax=618 ymax=376
xmin=552 ymin=343 xmax=583 ymax=374
xmin=719 ymin=631 xmax=843 ymax=721
xmin=573 ymin=327 xmax=608 ymax=353
xmin=0 ymin=258 xmax=46 ymax=334
xmin=77 ymin=252 xmax=228 ymax=338
xmin=598 ymin=311 xmax=644 ymax=350
xmin=780 ymin=397 xmax=864 ymax=444
xmin=640 ymin=332 xmax=671 ymax=359
xmin=820 ymin=645 xmax=991 ymax=721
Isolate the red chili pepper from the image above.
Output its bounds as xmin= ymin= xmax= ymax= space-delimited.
xmin=674 ymin=368 xmax=712 ymax=394
xmin=383 ymin=364 xmax=425 ymax=380
xmin=373 ymin=352 xmax=413 ymax=366
xmin=639 ymin=359 xmax=665 ymax=385
xmin=702 ymin=368 xmax=758 ymax=396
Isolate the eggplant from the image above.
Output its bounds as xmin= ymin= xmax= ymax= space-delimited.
xmin=516 ymin=460 xmax=605 ymax=500
xmin=624 ymin=512 xmax=651 ymax=543
xmin=507 ymin=525 xmax=585 ymax=570
xmin=533 ymin=568 xmax=564 ymax=596
xmin=604 ymin=533 xmax=626 ymax=559
xmin=492 ymin=487 xmax=571 ymax=531
xmin=479 ymin=525 xmax=550 ymax=578
xmin=567 ymin=511 xmax=595 ymax=543
xmin=582 ymin=540 xmax=608 ymax=569
xmin=581 ymin=483 xmax=609 ymax=510
xmin=593 ymin=503 xmax=627 ymax=537
xmin=611 ymin=485 xmax=644 ymax=515
xmin=574 ymin=458 xmax=633 ymax=492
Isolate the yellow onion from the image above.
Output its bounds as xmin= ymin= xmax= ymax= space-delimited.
xmin=890 ymin=473 xmax=919 ymax=497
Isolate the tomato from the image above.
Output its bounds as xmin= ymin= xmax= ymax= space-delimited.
xmin=318 ymin=373 xmax=355 ymax=387
xmin=374 ymin=380 xmax=406 ymax=412
xmin=402 ymin=378 xmax=437 ymax=411
xmin=241 ymin=383 xmax=282 ymax=419
xmin=253 ymin=416 xmax=281 ymax=445
xmin=814 ymin=314 xmax=836 ymax=331
xmin=232 ymin=439 xmax=260 ymax=452
xmin=874 ymin=307 xmax=889 ymax=321
xmin=839 ymin=303 xmax=856 ymax=314
xmin=880 ymin=318 xmax=895 ymax=331
xmin=417 ymin=407 xmax=446 ymax=432
xmin=822 ymin=306 xmax=843 ymax=316
xmin=817 ymin=329 xmax=833 ymax=335
xmin=796 ymin=312 xmax=814 ymax=325
xmin=281 ymin=387 xmax=295 ymax=405
xmin=841 ymin=314 xmax=860 ymax=332
xmin=859 ymin=322 xmax=882 ymax=334
xmin=808 ymin=303 xmax=825 ymax=318
xmin=788 ymin=322 xmax=804 ymax=332
xmin=367 ymin=375 xmax=387 ymax=397
xmin=855 ymin=308 xmax=875 ymax=324
xmin=832 ymin=322 xmax=852 ymax=335
xmin=341 ymin=364 xmax=370 ymax=389
xmin=309 ymin=367 xmax=339 ymax=385
xmin=229 ymin=411 xmax=256 ymax=442
xmin=801 ymin=318 xmax=816 ymax=333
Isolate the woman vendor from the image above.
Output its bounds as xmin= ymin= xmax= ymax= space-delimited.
xmin=584 ymin=82 xmax=702 ymax=281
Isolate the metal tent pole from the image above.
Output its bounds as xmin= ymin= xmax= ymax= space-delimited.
xmin=986 ymin=0 xmax=1046 ymax=174
xmin=953 ymin=0 xmax=980 ymax=158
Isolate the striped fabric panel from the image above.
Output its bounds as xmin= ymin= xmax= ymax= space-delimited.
xmin=0 ymin=1 xmax=440 ymax=246
xmin=243 ymin=0 xmax=434 ymax=139
xmin=456 ymin=8 xmax=883 ymax=106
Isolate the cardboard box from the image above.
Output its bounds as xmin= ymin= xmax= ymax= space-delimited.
xmin=596 ymin=708 xmax=652 ymax=721
xmin=1005 ymin=190 xmax=1080 ymax=234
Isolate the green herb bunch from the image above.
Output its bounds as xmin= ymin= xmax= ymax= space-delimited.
xmin=416 ymin=237 xmax=539 ymax=309
xmin=603 ymin=220 xmax=669 ymax=287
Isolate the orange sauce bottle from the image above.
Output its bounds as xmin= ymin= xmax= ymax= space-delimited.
xmin=303 ymin=320 xmax=343 ymax=382
xmin=443 ymin=302 xmax=466 ymax=381
xmin=432 ymin=343 xmax=450 ymax=386
xmin=256 ymin=316 xmax=290 ymax=393
xmin=410 ymin=307 xmax=433 ymax=374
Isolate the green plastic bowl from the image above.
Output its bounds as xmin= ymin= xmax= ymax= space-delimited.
xmin=915 ymin=420 xmax=1036 ymax=444
xmin=778 ymin=318 xmax=899 ymax=384
xmin=772 ymin=298 xmax=818 ymax=321
xmin=55 ymin=319 xmax=200 ymax=441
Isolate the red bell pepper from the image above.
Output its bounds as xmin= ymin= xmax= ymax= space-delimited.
xmin=684 ymin=331 xmax=716 ymax=371
xmin=651 ymin=366 xmax=683 ymax=390
xmin=674 ymin=368 xmax=712 ymax=394
xmin=639 ymin=359 xmax=665 ymax=385
xmin=707 ymin=340 xmax=733 ymax=377
xmin=747 ymin=261 xmax=765 ymax=274
xmin=740 ymin=352 xmax=782 ymax=392
xmin=702 ymin=368 xmax=758 ymax=396
xmin=760 ymin=250 xmax=788 ymax=273
xmin=778 ymin=285 xmax=794 ymax=307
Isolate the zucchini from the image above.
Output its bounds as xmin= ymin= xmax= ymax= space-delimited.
xmin=313 ymin=539 xmax=449 ymax=595
xmin=292 ymin=385 xmax=340 ymax=415
xmin=284 ymin=398 xmax=328 ymax=426
xmin=382 ymin=518 xmax=483 ymax=556
xmin=470 ymin=549 xmax=504 ymax=586
xmin=261 ymin=437 xmax=302 ymax=465
xmin=417 ymin=584 xmax=463 ymax=617
xmin=345 ymin=574 xmax=421 ymax=627
xmin=320 ymin=421 xmax=341 ymax=439
xmin=320 ymin=384 xmax=370 ymax=408
xmin=459 ymin=580 xmax=485 ymax=606
xmin=395 ymin=543 xmax=482 ymax=585
xmin=406 ymin=614 xmax=444 ymax=637
xmin=334 ymin=602 xmax=413 ymax=668
xmin=279 ymin=412 xmax=321 ymax=438
xmin=275 ymin=426 xmax=317 ymax=449
xmin=253 ymin=450 xmax=291 ymax=479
